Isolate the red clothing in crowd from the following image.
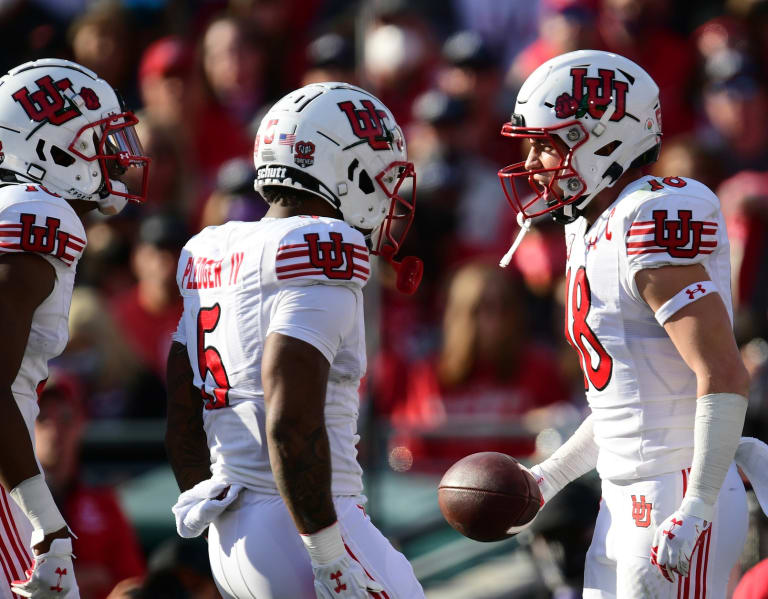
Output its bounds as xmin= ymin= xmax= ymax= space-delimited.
xmin=110 ymin=287 xmax=183 ymax=377
xmin=387 ymin=345 xmax=570 ymax=471
xmin=63 ymin=482 xmax=145 ymax=599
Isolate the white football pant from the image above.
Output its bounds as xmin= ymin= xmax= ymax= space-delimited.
xmin=584 ymin=463 xmax=747 ymax=598
xmin=208 ymin=492 xmax=425 ymax=598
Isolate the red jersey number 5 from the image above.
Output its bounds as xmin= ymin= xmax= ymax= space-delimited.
xmin=565 ymin=267 xmax=613 ymax=391
xmin=197 ymin=304 xmax=231 ymax=409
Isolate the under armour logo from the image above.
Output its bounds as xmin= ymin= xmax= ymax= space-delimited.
xmin=663 ymin=517 xmax=683 ymax=540
xmin=652 ymin=209 xmax=705 ymax=259
xmin=50 ymin=567 xmax=67 ymax=592
xmin=631 ymin=494 xmax=652 ymax=528
xmin=685 ymin=284 xmax=706 ymax=299
xmin=12 ymin=76 xmax=79 ymax=125
xmin=330 ymin=570 xmax=346 ymax=593
xmin=305 ymin=232 xmax=356 ymax=280
xmin=338 ymin=99 xmax=392 ymax=150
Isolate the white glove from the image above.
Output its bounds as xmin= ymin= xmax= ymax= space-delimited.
xmin=650 ymin=511 xmax=710 ymax=582
xmin=311 ymin=555 xmax=383 ymax=598
xmin=11 ymin=538 xmax=79 ymax=598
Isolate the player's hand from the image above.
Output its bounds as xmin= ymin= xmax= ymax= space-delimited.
xmin=312 ymin=555 xmax=383 ymax=598
xmin=11 ymin=537 xmax=79 ymax=598
xmin=650 ymin=511 xmax=710 ymax=582
xmin=506 ymin=464 xmax=547 ymax=535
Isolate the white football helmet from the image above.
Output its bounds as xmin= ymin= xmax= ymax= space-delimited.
xmin=498 ymin=50 xmax=662 ymax=224
xmin=0 ymin=58 xmax=149 ymax=214
xmin=253 ymin=82 xmax=422 ymax=292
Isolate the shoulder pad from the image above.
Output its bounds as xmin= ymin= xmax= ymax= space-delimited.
xmin=0 ymin=185 xmax=86 ymax=267
xmin=621 ymin=177 xmax=721 ymax=262
xmin=274 ymin=218 xmax=370 ymax=287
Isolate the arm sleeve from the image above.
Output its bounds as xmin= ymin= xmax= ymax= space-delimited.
xmin=623 ymin=192 xmax=723 ymax=303
xmin=531 ymin=414 xmax=598 ymax=503
xmin=267 ymin=283 xmax=357 ymax=364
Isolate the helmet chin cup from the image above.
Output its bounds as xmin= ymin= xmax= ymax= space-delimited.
xmin=97 ymin=180 xmax=129 ymax=215
xmin=380 ymin=245 xmax=423 ymax=294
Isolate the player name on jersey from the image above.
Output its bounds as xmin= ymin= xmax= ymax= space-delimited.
xmin=180 ymin=252 xmax=244 ymax=290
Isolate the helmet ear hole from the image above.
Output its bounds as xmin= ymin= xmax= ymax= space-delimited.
xmin=51 ymin=145 xmax=75 ymax=167
xmin=594 ymin=140 xmax=622 ymax=157
xmin=358 ymin=170 xmax=374 ymax=195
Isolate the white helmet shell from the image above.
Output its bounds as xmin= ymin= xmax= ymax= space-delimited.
xmin=0 ymin=58 xmax=149 ymax=206
xmin=499 ymin=50 xmax=662 ymax=221
xmin=253 ymin=82 xmax=413 ymax=234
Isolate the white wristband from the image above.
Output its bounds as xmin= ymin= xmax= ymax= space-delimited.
xmin=300 ymin=521 xmax=345 ymax=566
xmin=681 ymin=393 xmax=747 ymax=522
xmin=9 ymin=474 xmax=67 ymax=536
xmin=654 ymin=281 xmax=716 ymax=325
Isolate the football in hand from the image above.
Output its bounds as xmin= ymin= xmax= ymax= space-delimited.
xmin=438 ymin=452 xmax=542 ymax=542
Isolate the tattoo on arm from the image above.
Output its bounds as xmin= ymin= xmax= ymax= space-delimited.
xmin=268 ymin=424 xmax=336 ymax=533
xmin=165 ymin=342 xmax=211 ymax=492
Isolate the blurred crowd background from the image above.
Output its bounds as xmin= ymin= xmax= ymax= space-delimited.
xmin=3 ymin=0 xmax=768 ymax=596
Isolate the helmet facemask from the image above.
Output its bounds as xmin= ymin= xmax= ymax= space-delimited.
xmin=498 ymin=121 xmax=591 ymax=224
xmin=69 ymin=112 xmax=149 ymax=205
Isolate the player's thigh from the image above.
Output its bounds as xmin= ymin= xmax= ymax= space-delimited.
xmin=208 ymin=493 xmax=315 ymax=599
xmin=336 ymin=498 xmax=425 ymax=599
xmin=584 ymin=495 xmax=617 ymax=599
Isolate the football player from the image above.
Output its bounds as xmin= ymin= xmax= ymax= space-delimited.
xmin=0 ymin=59 xmax=149 ymax=598
xmin=165 ymin=82 xmax=425 ymax=598
xmin=498 ymin=50 xmax=751 ymax=597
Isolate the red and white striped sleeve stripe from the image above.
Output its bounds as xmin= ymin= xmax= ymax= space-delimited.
xmin=275 ymin=241 xmax=370 ymax=283
xmin=0 ymin=223 xmax=85 ymax=267
xmin=625 ymin=220 xmax=718 ymax=256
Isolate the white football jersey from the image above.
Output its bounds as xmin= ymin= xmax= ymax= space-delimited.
xmin=173 ymin=216 xmax=370 ymax=496
xmin=563 ymin=175 xmax=732 ymax=480
xmin=0 ymin=183 xmax=86 ymax=433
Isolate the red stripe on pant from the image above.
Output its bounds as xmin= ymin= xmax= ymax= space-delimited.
xmin=0 ymin=488 xmax=31 ymax=571
xmin=344 ymin=542 xmax=390 ymax=599
xmin=0 ymin=488 xmax=29 ymax=580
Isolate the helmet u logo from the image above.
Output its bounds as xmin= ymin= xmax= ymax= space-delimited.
xmin=11 ymin=76 xmax=80 ymax=125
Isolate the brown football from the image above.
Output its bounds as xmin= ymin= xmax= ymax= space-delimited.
xmin=438 ymin=452 xmax=542 ymax=542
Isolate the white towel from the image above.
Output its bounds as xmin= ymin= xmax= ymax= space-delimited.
xmin=735 ymin=437 xmax=768 ymax=516
xmin=172 ymin=479 xmax=243 ymax=538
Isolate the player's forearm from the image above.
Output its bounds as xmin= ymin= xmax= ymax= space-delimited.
xmin=532 ymin=414 xmax=598 ymax=503
xmin=267 ymin=415 xmax=336 ymax=534
xmin=165 ymin=342 xmax=211 ymax=492
xmin=683 ymin=392 xmax=747 ymax=521
xmin=0 ymin=387 xmax=43 ymax=490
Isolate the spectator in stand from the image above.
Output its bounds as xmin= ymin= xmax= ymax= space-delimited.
xmin=110 ymin=214 xmax=186 ymax=380
xmin=437 ymin=30 xmax=512 ymax=165
xmin=68 ymin=1 xmax=139 ymax=109
xmin=597 ymin=0 xmax=696 ymax=136
xmin=384 ymin=261 xmax=572 ymax=471
xmin=199 ymin=158 xmax=267 ymax=228
xmin=201 ymin=15 xmax=267 ymax=127
xmin=698 ymin=51 xmax=768 ymax=178
xmin=56 ymin=288 xmax=166 ymax=419
xmin=35 ymin=370 xmax=146 ymax=599
xmin=509 ymin=0 xmax=601 ymax=85
xmin=301 ymin=32 xmax=357 ymax=86
xmin=649 ymin=135 xmax=723 ymax=192
xmin=362 ymin=2 xmax=439 ymax=127
xmin=716 ymin=171 xmax=768 ymax=344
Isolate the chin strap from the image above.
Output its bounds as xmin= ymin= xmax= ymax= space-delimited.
xmin=499 ymin=212 xmax=532 ymax=268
